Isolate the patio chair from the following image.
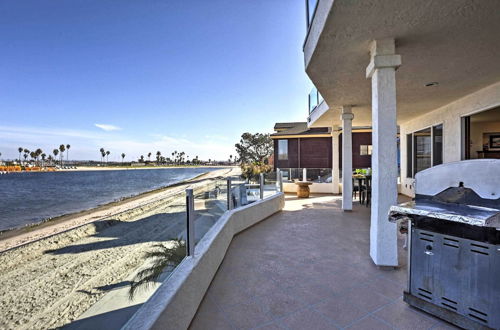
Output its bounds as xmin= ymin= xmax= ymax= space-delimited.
xmin=352 ymin=178 xmax=361 ymax=199
xmin=361 ymin=175 xmax=372 ymax=207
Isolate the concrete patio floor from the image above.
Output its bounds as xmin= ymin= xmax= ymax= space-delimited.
xmin=190 ymin=194 xmax=459 ymax=330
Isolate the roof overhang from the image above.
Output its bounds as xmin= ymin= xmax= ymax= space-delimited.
xmin=304 ymin=0 xmax=500 ymax=127
xmin=270 ymin=134 xmax=332 ymax=140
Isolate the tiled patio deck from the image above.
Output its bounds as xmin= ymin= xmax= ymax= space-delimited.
xmin=190 ymin=194 xmax=458 ymax=330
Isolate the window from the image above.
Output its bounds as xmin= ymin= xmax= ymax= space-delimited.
xmin=433 ymin=124 xmax=443 ymax=166
xmin=414 ymin=128 xmax=431 ymax=174
xmin=407 ymin=124 xmax=444 ymax=177
xmin=406 ymin=134 xmax=413 ymax=178
xmin=360 ymin=145 xmax=372 ymax=155
xmin=278 ymin=140 xmax=288 ymax=160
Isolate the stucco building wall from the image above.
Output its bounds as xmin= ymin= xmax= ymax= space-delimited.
xmin=399 ymin=81 xmax=500 ymax=197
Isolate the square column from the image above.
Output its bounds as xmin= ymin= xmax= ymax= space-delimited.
xmin=331 ymin=128 xmax=340 ymax=194
xmin=366 ymin=39 xmax=401 ymax=266
xmin=341 ymin=106 xmax=353 ymax=211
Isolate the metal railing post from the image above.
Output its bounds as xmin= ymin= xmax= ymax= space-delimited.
xmin=279 ymin=171 xmax=283 ymax=192
xmin=186 ymin=188 xmax=195 ymax=256
xmin=259 ymin=173 xmax=264 ymax=199
xmin=226 ymin=178 xmax=233 ymax=210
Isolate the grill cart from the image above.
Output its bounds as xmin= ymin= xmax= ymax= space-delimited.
xmin=389 ymin=159 xmax=500 ymax=329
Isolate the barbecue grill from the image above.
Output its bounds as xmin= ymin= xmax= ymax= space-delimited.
xmin=389 ymin=159 xmax=500 ymax=329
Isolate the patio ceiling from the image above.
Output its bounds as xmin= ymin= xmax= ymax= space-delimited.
xmin=305 ymin=0 xmax=500 ymax=127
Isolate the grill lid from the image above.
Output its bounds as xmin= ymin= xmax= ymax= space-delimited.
xmin=390 ymin=159 xmax=500 ymax=228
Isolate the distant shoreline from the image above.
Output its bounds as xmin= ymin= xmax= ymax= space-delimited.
xmin=59 ymin=165 xmax=233 ymax=171
xmin=1 ymin=165 xmax=236 ymax=173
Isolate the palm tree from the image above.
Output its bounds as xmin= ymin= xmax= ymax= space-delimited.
xmin=35 ymin=148 xmax=43 ymax=166
xmin=59 ymin=144 xmax=66 ymax=167
xmin=41 ymin=153 xmax=46 ymax=167
xmin=121 ymin=153 xmax=126 ymax=163
xmin=99 ymin=148 xmax=105 ymax=164
xmin=53 ymin=149 xmax=59 ymax=166
xmin=48 ymin=155 xmax=53 ymax=165
xmin=23 ymin=149 xmax=30 ymax=164
xmin=148 ymin=152 xmax=152 ymax=162
xmin=229 ymin=155 xmax=233 ymax=164
xmin=139 ymin=155 xmax=145 ymax=162
xmin=128 ymin=239 xmax=185 ymax=300
xmin=156 ymin=151 xmax=161 ymax=165
xmin=66 ymin=144 xmax=71 ymax=163
xmin=18 ymin=147 xmax=23 ymax=164
xmin=106 ymin=150 xmax=110 ymax=164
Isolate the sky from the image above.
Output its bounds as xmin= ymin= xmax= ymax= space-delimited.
xmin=0 ymin=0 xmax=312 ymax=161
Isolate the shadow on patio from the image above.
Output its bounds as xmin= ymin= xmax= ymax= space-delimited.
xmin=189 ymin=194 xmax=459 ymax=330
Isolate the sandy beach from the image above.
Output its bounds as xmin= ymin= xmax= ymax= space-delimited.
xmin=0 ymin=167 xmax=238 ymax=329
xmin=0 ymin=167 xmax=236 ymax=252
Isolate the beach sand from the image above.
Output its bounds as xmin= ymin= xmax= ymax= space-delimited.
xmin=0 ymin=167 xmax=236 ymax=252
xmin=0 ymin=167 xmax=238 ymax=329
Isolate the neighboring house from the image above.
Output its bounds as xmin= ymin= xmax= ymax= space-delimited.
xmin=271 ymin=122 xmax=332 ymax=171
xmin=304 ymin=0 xmax=500 ymax=266
xmin=271 ymin=122 xmax=373 ymax=193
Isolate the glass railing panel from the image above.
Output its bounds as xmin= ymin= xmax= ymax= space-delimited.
xmin=192 ymin=179 xmax=227 ymax=245
xmin=263 ymin=172 xmax=280 ymax=198
xmin=307 ymin=0 xmax=319 ymax=27
xmin=309 ymin=88 xmax=319 ymax=113
xmin=306 ymin=168 xmax=333 ymax=183
xmin=308 ymin=87 xmax=324 ymax=114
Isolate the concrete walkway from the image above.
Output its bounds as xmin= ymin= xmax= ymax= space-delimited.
xmin=190 ymin=194 xmax=458 ymax=329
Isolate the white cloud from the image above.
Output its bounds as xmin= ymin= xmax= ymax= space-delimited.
xmin=94 ymin=124 xmax=122 ymax=131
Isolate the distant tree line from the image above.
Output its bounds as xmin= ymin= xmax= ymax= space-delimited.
xmin=5 ymin=144 xmax=72 ymax=167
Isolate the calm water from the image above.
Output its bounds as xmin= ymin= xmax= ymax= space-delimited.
xmin=0 ymin=167 xmax=222 ymax=231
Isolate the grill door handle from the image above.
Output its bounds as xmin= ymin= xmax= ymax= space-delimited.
xmin=425 ymin=244 xmax=433 ymax=255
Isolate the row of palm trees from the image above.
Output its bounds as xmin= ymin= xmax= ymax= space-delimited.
xmin=16 ymin=144 xmax=70 ymax=167
xmin=136 ymin=151 xmax=236 ymax=165
xmin=136 ymin=150 xmax=198 ymax=165
xmin=98 ymin=148 xmax=127 ymax=165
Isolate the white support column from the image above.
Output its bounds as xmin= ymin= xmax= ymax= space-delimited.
xmin=366 ymin=39 xmax=401 ymax=266
xmin=332 ymin=128 xmax=340 ymax=194
xmin=341 ymin=106 xmax=353 ymax=211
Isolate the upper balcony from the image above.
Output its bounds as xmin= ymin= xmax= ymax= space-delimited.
xmin=303 ymin=0 xmax=500 ymax=129
xmin=307 ymin=86 xmax=330 ymax=127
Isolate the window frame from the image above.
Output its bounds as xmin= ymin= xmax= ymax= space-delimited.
xmin=277 ymin=140 xmax=288 ymax=161
xmin=407 ymin=123 xmax=444 ymax=178
xmin=359 ymin=144 xmax=372 ymax=156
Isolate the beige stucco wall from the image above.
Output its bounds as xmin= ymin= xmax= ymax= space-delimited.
xmin=399 ymin=81 xmax=500 ymax=197
xmin=122 ymin=193 xmax=285 ymax=330
xmin=282 ymin=181 xmax=336 ymax=194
